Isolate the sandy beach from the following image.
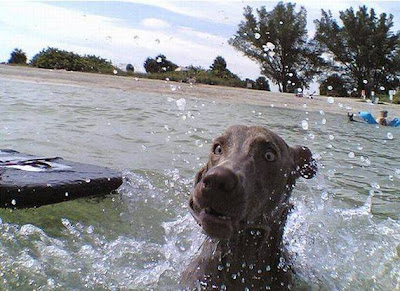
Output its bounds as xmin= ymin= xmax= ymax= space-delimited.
xmin=1 ymin=64 xmax=399 ymax=118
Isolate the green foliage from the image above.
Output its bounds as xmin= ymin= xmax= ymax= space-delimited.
xmin=30 ymin=47 xmax=115 ymax=73
xmin=143 ymin=54 xmax=178 ymax=73
xmin=138 ymin=70 xmax=246 ymax=88
xmin=8 ymin=48 xmax=27 ymax=65
xmin=314 ymin=5 xmax=400 ymax=96
xmin=254 ymin=76 xmax=270 ymax=91
xmin=229 ymin=2 xmax=325 ymax=92
xmin=319 ymin=74 xmax=349 ymax=97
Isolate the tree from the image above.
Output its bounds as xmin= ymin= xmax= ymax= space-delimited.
xmin=229 ymin=2 xmax=324 ymax=92
xmin=210 ymin=56 xmax=228 ymax=77
xmin=126 ymin=63 xmax=134 ymax=73
xmin=209 ymin=56 xmax=241 ymax=81
xmin=314 ymin=6 xmax=400 ymax=97
xmin=255 ymin=76 xmax=271 ymax=91
xmin=143 ymin=54 xmax=178 ymax=73
xmin=319 ymin=74 xmax=349 ymax=97
xmin=8 ymin=48 xmax=27 ymax=65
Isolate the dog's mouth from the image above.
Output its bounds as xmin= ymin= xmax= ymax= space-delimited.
xmin=189 ymin=198 xmax=235 ymax=239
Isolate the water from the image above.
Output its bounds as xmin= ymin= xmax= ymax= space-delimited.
xmin=1 ymin=78 xmax=399 ymax=290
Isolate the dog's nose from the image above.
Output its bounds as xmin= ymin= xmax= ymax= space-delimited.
xmin=203 ymin=167 xmax=238 ymax=192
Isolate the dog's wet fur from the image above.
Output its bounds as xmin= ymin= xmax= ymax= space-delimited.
xmin=182 ymin=125 xmax=317 ymax=290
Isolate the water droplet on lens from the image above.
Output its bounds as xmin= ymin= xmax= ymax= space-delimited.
xmin=327 ymin=85 xmax=333 ymax=90
xmin=387 ymin=132 xmax=393 ymax=140
xmin=348 ymin=152 xmax=355 ymax=158
xmin=254 ymin=33 xmax=261 ymax=39
xmin=301 ymin=120 xmax=309 ymax=130
xmin=327 ymin=97 xmax=334 ymax=104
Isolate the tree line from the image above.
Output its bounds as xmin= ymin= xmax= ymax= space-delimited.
xmin=7 ymin=48 xmax=270 ymax=91
xmin=6 ymin=2 xmax=400 ymax=97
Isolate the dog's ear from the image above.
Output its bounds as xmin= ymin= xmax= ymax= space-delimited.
xmin=291 ymin=145 xmax=317 ymax=179
xmin=194 ymin=164 xmax=208 ymax=185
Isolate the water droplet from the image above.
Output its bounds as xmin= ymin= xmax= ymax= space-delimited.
xmin=279 ymin=21 xmax=284 ymax=25
xmin=232 ymin=274 xmax=237 ymax=279
xmin=321 ymin=118 xmax=327 ymax=125
xmin=217 ymin=265 xmax=224 ymax=271
xmin=321 ymin=191 xmax=329 ymax=200
xmin=87 ymin=225 xmax=94 ymax=234
xmin=288 ymin=72 xmax=293 ymax=77
xmin=348 ymin=152 xmax=355 ymax=158
xmin=327 ymin=97 xmax=335 ymax=104
xmin=380 ymin=86 xmax=385 ymax=91
xmin=329 ymin=135 xmax=334 ymax=140
xmin=176 ymin=98 xmax=186 ymax=111
xmin=65 ymin=192 xmax=69 ymax=197
xmin=266 ymin=265 xmax=271 ymax=271
xmin=363 ymin=79 xmax=368 ymax=84
xmin=303 ymin=103 xmax=307 ymax=108
xmin=141 ymin=145 xmax=147 ymax=151
xmin=254 ymin=33 xmax=261 ymax=39
xmin=11 ymin=199 xmax=16 ymax=206
xmin=327 ymin=85 xmax=333 ymax=91
xmin=308 ymin=133 xmax=315 ymax=140
xmin=388 ymin=175 xmax=394 ymax=181
xmin=387 ymin=132 xmax=393 ymax=140
xmin=113 ymin=69 xmax=118 ymax=75
xmin=319 ymin=110 xmax=325 ymax=115
xmin=370 ymin=182 xmax=380 ymax=189
xmin=301 ymin=120 xmax=309 ymax=130
xmin=268 ymin=51 xmax=276 ymax=57
xmin=85 ymin=178 xmax=91 ymax=183
xmin=156 ymin=57 xmax=162 ymax=63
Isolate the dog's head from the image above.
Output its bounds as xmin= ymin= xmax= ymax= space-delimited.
xmin=189 ymin=125 xmax=317 ymax=239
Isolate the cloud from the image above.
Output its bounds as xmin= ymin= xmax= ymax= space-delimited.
xmin=141 ymin=18 xmax=171 ymax=29
xmin=0 ymin=2 xmax=261 ymax=80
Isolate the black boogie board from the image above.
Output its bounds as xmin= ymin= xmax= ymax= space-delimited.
xmin=0 ymin=149 xmax=123 ymax=208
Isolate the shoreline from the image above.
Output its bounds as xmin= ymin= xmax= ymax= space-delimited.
xmin=1 ymin=64 xmax=399 ymax=117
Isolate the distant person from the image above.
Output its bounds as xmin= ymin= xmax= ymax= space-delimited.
xmin=376 ymin=110 xmax=388 ymax=126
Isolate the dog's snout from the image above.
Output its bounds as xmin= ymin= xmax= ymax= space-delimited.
xmin=203 ymin=167 xmax=238 ymax=192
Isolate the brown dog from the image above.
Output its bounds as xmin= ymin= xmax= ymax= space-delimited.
xmin=182 ymin=125 xmax=317 ymax=290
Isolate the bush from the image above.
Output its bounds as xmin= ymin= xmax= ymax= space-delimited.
xmin=30 ymin=47 xmax=115 ymax=74
xmin=393 ymin=91 xmax=400 ymax=104
xmin=319 ymin=74 xmax=349 ymax=97
xmin=8 ymin=48 xmax=27 ymax=65
xmin=144 ymin=54 xmax=178 ymax=73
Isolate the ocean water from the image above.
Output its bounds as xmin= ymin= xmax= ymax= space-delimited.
xmin=0 ymin=78 xmax=399 ymax=290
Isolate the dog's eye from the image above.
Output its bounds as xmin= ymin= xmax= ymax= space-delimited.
xmin=264 ymin=151 xmax=276 ymax=161
xmin=213 ymin=144 xmax=222 ymax=155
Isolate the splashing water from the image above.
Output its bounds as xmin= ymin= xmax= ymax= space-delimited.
xmin=327 ymin=97 xmax=335 ymax=104
xmin=0 ymin=79 xmax=399 ymax=289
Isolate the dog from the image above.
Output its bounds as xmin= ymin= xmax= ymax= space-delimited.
xmin=182 ymin=125 xmax=317 ymax=290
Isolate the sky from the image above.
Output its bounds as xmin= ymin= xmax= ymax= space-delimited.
xmin=1 ymin=1 xmax=399 ymax=91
